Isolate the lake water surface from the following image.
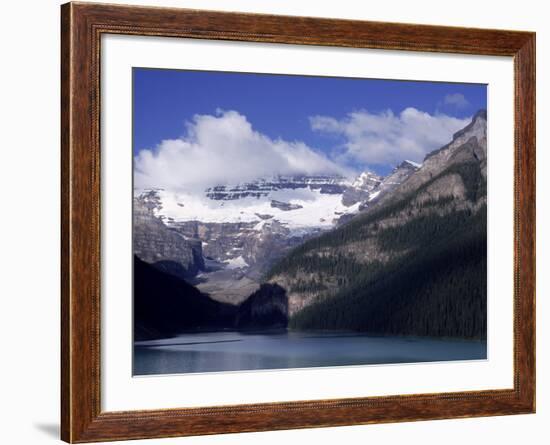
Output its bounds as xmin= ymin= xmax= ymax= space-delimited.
xmin=133 ymin=330 xmax=487 ymax=376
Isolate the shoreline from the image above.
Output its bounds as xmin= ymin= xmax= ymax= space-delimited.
xmin=135 ymin=327 xmax=487 ymax=345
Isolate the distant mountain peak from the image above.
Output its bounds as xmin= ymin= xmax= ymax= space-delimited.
xmin=424 ymin=109 xmax=487 ymax=162
xmin=451 ymin=108 xmax=487 ymax=142
xmin=351 ymin=171 xmax=383 ymax=190
xmin=473 ymin=109 xmax=487 ymax=121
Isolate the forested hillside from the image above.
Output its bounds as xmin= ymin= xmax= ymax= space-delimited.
xmin=266 ymin=111 xmax=488 ymax=339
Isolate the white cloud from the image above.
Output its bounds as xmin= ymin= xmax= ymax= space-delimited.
xmin=443 ymin=93 xmax=470 ymax=109
xmin=310 ymin=108 xmax=470 ymax=167
xmin=134 ymin=110 xmax=350 ymax=192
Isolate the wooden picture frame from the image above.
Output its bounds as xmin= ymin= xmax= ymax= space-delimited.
xmin=61 ymin=2 xmax=535 ymax=442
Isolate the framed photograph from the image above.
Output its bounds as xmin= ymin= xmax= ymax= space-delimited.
xmin=61 ymin=2 xmax=535 ymax=442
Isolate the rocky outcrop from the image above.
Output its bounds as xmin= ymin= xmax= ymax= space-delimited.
xmin=337 ymin=162 xmax=419 ymax=223
xmin=133 ymin=192 xmax=204 ymax=278
xmin=342 ymin=171 xmax=382 ymax=206
xmin=171 ymin=220 xmax=309 ymax=275
xmin=270 ymin=200 xmax=303 ymax=211
xmin=371 ymin=160 xmax=421 ymax=204
xmin=205 ymin=175 xmax=347 ymax=200
xmin=235 ymin=283 xmax=288 ymax=328
xmin=378 ymin=110 xmax=487 ymax=208
xmin=165 ymin=217 xmax=321 ymax=304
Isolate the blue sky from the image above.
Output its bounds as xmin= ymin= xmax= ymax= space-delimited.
xmin=133 ymin=68 xmax=486 ymax=185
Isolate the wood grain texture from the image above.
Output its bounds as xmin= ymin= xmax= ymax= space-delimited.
xmin=60 ymin=2 xmax=536 ymax=443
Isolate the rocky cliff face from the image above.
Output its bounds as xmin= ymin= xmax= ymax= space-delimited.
xmin=378 ymin=110 xmax=487 ymax=208
xmin=133 ymin=191 xmax=204 ymax=279
xmin=375 ymin=160 xmax=421 ymax=199
xmin=341 ymin=171 xmax=382 ymax=206
xmin=205 ymin=175 xmax=348 ymax=200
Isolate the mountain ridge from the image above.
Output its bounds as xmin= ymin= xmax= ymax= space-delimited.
xmin=265 ymin=110 xmax=487 ymax=338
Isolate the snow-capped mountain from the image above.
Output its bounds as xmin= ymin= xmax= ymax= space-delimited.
xmin=134 ymin=164 xmax=420 ymax=303
xmin=376 ymin=160 xmax=422 ymax=198
xmin=205 ymin=175 xmax=347 ymax=200
xmin=342 ymin=171 xmax=382 ymax=206
xmin=351 ymin=171 xmax=383 ymax=190
xmin=138 ymin=175 xmax=363 ymax=231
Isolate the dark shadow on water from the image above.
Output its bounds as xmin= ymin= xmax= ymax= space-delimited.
xmin=33 ymin=422 xmax=59 ymax=439
xmin=302 ymin=333 xmax=372 ymax=339
xmin=135 ymin=339 xmax=242 ymax=348
xmin=237 ymin=328 xmax=288 ymax=335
